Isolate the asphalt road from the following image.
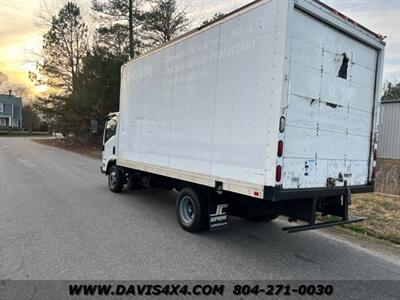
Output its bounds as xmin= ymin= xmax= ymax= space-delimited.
xmin=0 ymin=137 xmax=399 ymax=282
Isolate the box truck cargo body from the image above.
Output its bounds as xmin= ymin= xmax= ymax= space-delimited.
xmin=101 ymin=0 xmax=385 ymax=233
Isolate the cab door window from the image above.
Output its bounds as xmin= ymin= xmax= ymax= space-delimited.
xmin=104 ymin=117 xmax=117 ymax=143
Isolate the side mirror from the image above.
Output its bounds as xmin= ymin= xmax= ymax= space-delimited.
xmin=101 ymin=145 xmax=105 ymax=151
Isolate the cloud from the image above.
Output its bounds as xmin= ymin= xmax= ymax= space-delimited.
xmin=0 ymin=0 xmax=42 ymax=96
xmin=0 ymin=0 xmax=90 ymax=96
xmin=186 ymin=0 xmax=251 ymax=25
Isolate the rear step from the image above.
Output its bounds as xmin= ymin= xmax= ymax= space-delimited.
xmin=281 ymin=187 xmax=365 ymax=233
xmin=282 ymin=217 xmax=365 ymax=233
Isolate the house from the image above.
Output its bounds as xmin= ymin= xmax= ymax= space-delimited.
xmin=0 ymin=90 xmax=22 ymax=128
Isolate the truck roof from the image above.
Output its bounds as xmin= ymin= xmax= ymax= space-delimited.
xmin=312 ymin=0 xmax=385 ymax=41
xmin=125 ymin=0 xmax=385 ymax=67
xmin=202 ymin=0 xmax=385 ymax=41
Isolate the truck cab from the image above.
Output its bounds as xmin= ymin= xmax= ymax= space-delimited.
xmin=101 ymin=113 xmax=119 ymax=175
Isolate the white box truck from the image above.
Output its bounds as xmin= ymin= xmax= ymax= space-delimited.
xmin=101 ymin=0 xmax=385 ymax=233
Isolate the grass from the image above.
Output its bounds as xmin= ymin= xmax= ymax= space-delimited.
xmin=321 ymin=193 xmax=400 ymax=246
xmin=345 ymin=193 xmax=400 ymax=245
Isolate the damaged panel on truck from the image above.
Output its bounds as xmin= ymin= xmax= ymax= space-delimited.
xmin=283 ymin=9 xmax=377 ymax=189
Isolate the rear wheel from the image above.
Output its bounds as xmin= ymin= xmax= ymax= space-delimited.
xmin=108 ymin=165 xmax=124 ymax=193
xmin=176 ymin=188 xmax=208 ymax=232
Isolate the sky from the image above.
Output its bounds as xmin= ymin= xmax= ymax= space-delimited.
xmin=0 ymin=0 xmax=399 ymax=99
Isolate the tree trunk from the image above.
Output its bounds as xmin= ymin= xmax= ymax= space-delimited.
xmin=128 ymin=0 xmax=134 ymax=59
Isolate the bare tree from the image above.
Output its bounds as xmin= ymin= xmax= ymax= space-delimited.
xmin=36 ymin=0 xmax=69 ymax=29
xmin=39 ymin=2 xmax=89 ymax=93
xmin=142 ymin=0 xmax=189 ymax=44
xmin=382 ymin=81 xmax=400 ymax=101
xmin=129 ymin=0 xmax=134 ymax=58
xmin=0 ymin=72 xmax=8 ymax=86
xmin=92 ymin=0 xmax=143 ymax=59
xmin=201 ymin=12 xmax=225 ymax=27
xmin=31 ymin=2 xmax=89 ymax=134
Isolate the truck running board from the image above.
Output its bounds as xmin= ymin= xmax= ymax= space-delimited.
xmin=282 ymin=217 xmax=365 ymax=233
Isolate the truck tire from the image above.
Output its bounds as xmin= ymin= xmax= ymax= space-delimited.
xmin=108 ymin=165 xmax=124 ymax=193
xmin=176 ymin=188 xmax=208 ymax=232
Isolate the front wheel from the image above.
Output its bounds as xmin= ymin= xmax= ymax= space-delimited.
xmin=176 ymin=188 xmax=208 ymax=232
xmin=108 ymin=165 xmax=124 ymax=193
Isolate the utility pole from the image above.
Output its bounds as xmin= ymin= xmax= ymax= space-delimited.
xmin=129 ymin=0 xmax=134 ymax=59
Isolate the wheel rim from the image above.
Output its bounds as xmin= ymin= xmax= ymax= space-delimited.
xmin=109 ymin=170 xmax=117 ymax=187
xmin=180 ymin=196 xmax=195 ymax=225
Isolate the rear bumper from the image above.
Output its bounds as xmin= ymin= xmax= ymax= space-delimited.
xmin=282 ymin=217 xmax=365 ymax=233
xmin=264 ymin=184 xmax=374 ymax=201
xmin=267 ymin=185 xmax=368 ymax=233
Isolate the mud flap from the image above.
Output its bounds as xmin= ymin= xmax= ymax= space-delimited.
xmin=208 ymin=196 xmax=229 ymax=231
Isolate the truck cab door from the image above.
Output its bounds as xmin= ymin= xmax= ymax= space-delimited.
xmin=102 ymin=116 xmax=118 ymax=173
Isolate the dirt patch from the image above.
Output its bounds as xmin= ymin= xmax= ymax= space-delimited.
xmin=345 ymin=193 xmax=400 ymax=246
xmin=33 ymin=138 xmax=101 ymax=159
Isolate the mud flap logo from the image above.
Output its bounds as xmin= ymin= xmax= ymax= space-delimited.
xmin=209 ymin=204 xmax=228 ymax=231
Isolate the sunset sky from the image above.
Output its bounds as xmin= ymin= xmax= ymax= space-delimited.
xmin=0 ymin=0 xmax=399 ymax=100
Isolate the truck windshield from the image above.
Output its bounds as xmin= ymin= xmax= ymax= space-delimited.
xmin=104 ymin=116 xmax=118 ymax=143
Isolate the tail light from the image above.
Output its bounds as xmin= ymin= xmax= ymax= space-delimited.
xmin=276 ymin=165 xmax=282 ymax=182
xmin=373 ymin=149 xmax=377 ymax=161
xmin=277 ymin=140 xmax=284 ymax=157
